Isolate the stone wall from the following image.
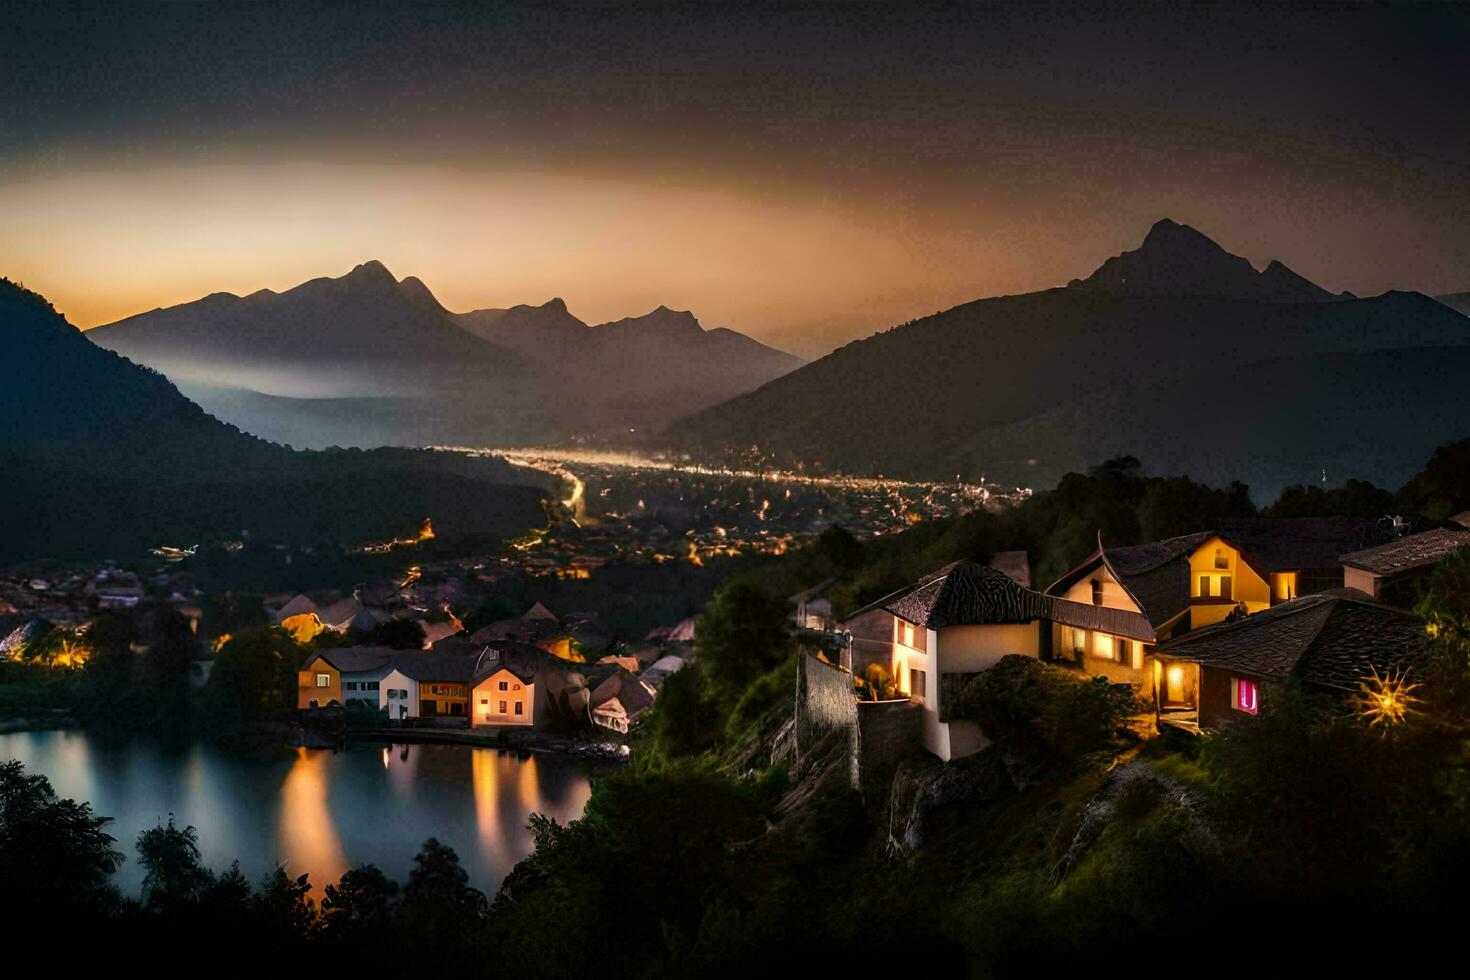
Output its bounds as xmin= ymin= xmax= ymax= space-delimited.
xmin=855 ymin=699 xmax=924 ymax=803
xmin=795 ymin=652 xmax=858 ymax=762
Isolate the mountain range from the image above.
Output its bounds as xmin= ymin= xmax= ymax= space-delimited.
xmin=0 ymin=276 xmax=545 ymax=564
xmin=88 ymin=265 xmax=802 ymax=449
xmin=668 ymin=219 xmax=1470 ymax=501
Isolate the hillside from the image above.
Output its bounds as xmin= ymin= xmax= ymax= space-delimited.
xmin=0 ymin=277 xmax=545 ymax=563
xmin=1438 ymin=291 xmax=1470 ymax=316
xmin=669 ymin=220 xmax=1470 ymax=500
xmin=89 ymin=265 xmax=802 ymax=448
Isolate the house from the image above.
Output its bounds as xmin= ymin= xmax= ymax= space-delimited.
xmin=314 ymin=647 xmax=396 ymax=708
xmin=394 ymin=651 xmax=476 ymax=718
xmin=1340 ymin=527 xmax=1470 ymax=604
xmin=790 ymin=578 xmax=838 ymax=631
xmin=1154 ymin=590 xmax=1428 ymax=729
xmin=298 ymin=652 xmax=343 ymax=709
xmin=1044 ymin=518 xmax=1391 ymax=688
xmin=469 ymin=641 xmax=568 ymax=728
xmin=587 ymin=667 xmax=657 ymax=733
xmin=844 ymin=559 xmax=1086 ymax=761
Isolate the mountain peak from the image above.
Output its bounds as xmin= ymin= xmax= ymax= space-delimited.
xmin=346 ymin=259 xmax=397 ymax=284
xmin=1068 ymin=219 xmax=1338 ymax=304
xmin=542 ymin=297 xmax=568 ymax=313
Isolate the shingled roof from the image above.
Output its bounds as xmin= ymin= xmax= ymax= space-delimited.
xmin=472 ymin=640 xmax=568 ymax=684
xmin=1048 ymin=518 xmax=1393 ymax=630
xmin=882 ymin=560 xmax=1051 ymax=629
xmin=306 ymin=646 xmax=395 ymax=674
xmin=1341 ymin=527 xmax=1470 ymax=576
xmin=1155 ymin=590 xmax=1427 ymax=692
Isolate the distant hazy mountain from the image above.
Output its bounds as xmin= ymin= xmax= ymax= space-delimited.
xmin=0 ymin=277 xmax=544 ymax=563
xmin=455 ymin=300 xmax=804 ymax=432
xmin=669 ymin=219 xmax=1470 ymax=501
xmin=88 ymin=261 xmax=553 ymax=448
xmin=1437 ymin=292 xmax=1470 ymax=316
xmin=89 ymin=264 xmax=802 ymax=448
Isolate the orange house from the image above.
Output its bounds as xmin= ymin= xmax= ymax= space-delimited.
xmin=298 ymin=653 xmax=342 ymax=708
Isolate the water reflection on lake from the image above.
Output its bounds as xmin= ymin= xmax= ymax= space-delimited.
xmin=0 ymin=730 xmax=594 ymax=898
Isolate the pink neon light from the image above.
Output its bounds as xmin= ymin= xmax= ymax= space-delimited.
xmin=1236 ymin=678 xmax=1258 ymax=715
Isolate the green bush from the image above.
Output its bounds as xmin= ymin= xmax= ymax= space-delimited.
xmin=949 ymin=655 xmax=1139 ymax=763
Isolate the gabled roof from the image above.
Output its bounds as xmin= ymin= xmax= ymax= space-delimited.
xmin=472 ymin=640 xmax=567 ymax=684
xmin=522 ymin=601 xmax=558 ymax=622
xmin=1048 ymin=518 xmax=1393 ymax=630
xmin=391 ymin=650 xmax=479 ymax=683
xmin=871 ymin=559 xmax=1050 ymax=629
xmin=1341 ymin=527 xmax=1470 ymax=576
xmin=1155 ymin=590 xmax=1427 ymax=692
xmin=304 ymin=646 xmax=395 ymax=674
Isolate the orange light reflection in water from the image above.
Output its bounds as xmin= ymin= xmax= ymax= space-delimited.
xmin=277 ymin=747 xmax=347 ymax=895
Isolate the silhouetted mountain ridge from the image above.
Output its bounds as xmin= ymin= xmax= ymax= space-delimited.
xmin=670 ymin=219 xmax=1470 ymax=500
xmin=90 ymin=264 xmax=803 ymax=447
xmin=1 ymin=277 xmax=544 ymax=563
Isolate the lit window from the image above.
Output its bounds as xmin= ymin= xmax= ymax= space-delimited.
xmin=480 ymin=699 xmax=488 ymax=705
xmin=1096 ymin=634 xmax=1114 ymax=660
xmin=1234 ymin=677 xmax=1259 ymax=715
xmin=1273 ymin=572 xmax=1298 ymax=601
xmin=315 ymin=673 xmax=331 ymax=688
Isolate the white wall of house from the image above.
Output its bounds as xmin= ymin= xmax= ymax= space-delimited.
xmin=1059 ymin=563 xmax=1140 ymax=612
xmin=340 ymin=669 xmax=390 ymax=707
xmin=1344 ymin=566 xmax=1381 ymax=598
xmin=379 ymin=669 xmax=419 ymax=720
xmin=932 ymin=622 xmax=1041 ymax=760
xmin=472 ymin=668 xmax=536 ymax=727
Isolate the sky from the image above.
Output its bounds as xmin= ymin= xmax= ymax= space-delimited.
xmin=2 ymin=1 xmax=1467 ymax=359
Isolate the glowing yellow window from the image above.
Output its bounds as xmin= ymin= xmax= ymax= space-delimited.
xmin=1272 ymin=572 xmax=1298 ymax=601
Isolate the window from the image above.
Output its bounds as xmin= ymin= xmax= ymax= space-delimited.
xmin=498 ymin=680 xmax=509 ymax=691
xmin=1090 ymin=579 xmax=1104 ymax=605
xmin=364 ymin=681 xmax=379 ymax=692
xmin=1272 ymin=572 xmax=1298 ymax=601
xmin=910 ymin=668 xmax=926 ymax=702
xmin=1233 ymin=677 xmax=1259 ymax=715
xmin=344 ymin=682 xmax=358 ymax=691
xmin=480 ymin=698 xmax=488 ymax=705
xmin=1214 ymin=547 xmax=1228 ymax=570
xmin=1070 ymin=627 xmax=1088 ymax=656
xmin=315 ymin=673 xmax=331 ymax=688
xmin=514 ymin=702 xmax=524 ymax=715
xmin=499 ymin=700 xmax=508 ymax=713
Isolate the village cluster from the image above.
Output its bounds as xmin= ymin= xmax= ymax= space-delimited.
xmin=819 ymin=516 xmax=1470 ymax=760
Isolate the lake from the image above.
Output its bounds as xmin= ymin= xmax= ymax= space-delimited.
xmin=0 ymin=729 xmax=595 ymax=898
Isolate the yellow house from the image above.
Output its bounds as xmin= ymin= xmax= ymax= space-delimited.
xmin=1046 ymin=518 xmax=1387 ymax=694
xmin=298 ymin=653 xmax=341 ymax=709
xmin=469 ymin=642 xmax=565 ymax=729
